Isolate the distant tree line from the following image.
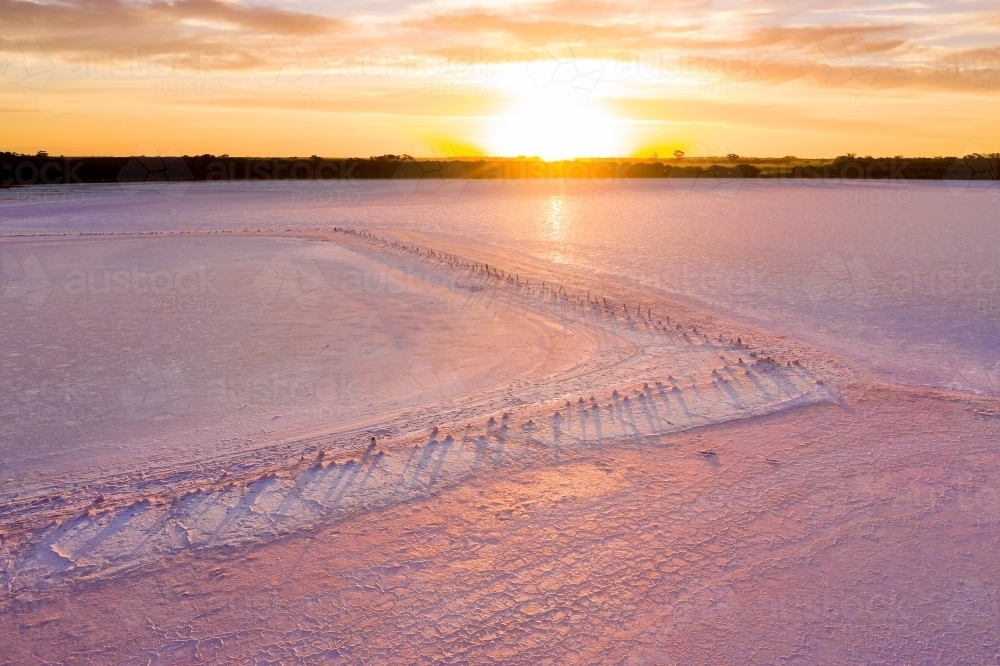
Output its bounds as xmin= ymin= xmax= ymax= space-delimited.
xmin=2 ymin=151 xmax=997 ymax=186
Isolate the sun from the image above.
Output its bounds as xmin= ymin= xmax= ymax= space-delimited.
xmin=485 ymin=90 xmax=628 ymax=160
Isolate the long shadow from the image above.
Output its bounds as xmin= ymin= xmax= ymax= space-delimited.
xmin=637 ymin=394 xmax=661 ymax=433
xmin=610 ymin=393 xmax=631 ymax=437
xmin=662 ymin=386 xmax=693 ymax=421
xmin=714 ymin=377 xmax=744 ymax=410
xmin=719 ymin=361 xmax=739 ymax=380
xmin=522 ymin=419 xmax=539 ymax=448
xmin=461 ymin=424 xmax=472 ymax=456
xmin=642 ymin=385 xmax=665 ymax=430
xmin=72 ymin=503 xmax=158 ymax=559
xmin=317 ymin=465 xmax=352 ymax=506
xmin=621 ymin=397 xmax=642 ymax=436
xmin=409 ymin=436 xmax=440 ymax=488
xmin=473 ymin=432 xmax=490 ymax=471
xmin=396 ymin=444 xmax=421 ymax=491
xmin=427 ymin=436 xmax=455 ymax=487
xmin=698 ymin=451 xmax=721 ymax=470
xmin=738 ymin=367 xmax=775 ymax=400
xmin=343 ymin=455 xmax=382 ymax=503
xmin=685 ymin=383 xmax=708 ymax=414
xmin=276 ymin=462 xmax=328 ymax=516
xmin=214 ymin=477 xmax=283 ymax=540
xmin=494 ymin=418 xmax=507 ymax=466
xmin=177 ymin=490 xmax=236 ymax=536
xmin=330 ymin=445 xmax=377 ymax=505
xmin=590 ymin=399 xmax=604 ymax=444
xmin=763 ymin=366 xmax=804 ymax=396
xmin=655 ymin=386 xmax=673 ymax=417
xmin=551 ymin=411 xmax=563 ymax=452
xmin=585 ymin=304 xmax=622 ymax=349
xmin=576 ymin=399 xmax=588 ymax=443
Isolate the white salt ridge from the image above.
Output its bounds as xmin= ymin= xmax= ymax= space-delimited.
xmin=0 ymin=230 xmax=831 ymax=595
xmin=6 ymin=366 xmax=827 ymax=595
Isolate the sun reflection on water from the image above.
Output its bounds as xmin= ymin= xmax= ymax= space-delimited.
xmin=544 ymin=196 xmax=570 ymax=263
xmin=546 ymin=197 xmax=566 ymax=241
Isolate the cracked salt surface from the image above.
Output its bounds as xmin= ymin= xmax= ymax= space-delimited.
xmin=1 ymin=182 xmax=998 ymax=663
xmin=1 ymin=228 xmax=830 ymax=595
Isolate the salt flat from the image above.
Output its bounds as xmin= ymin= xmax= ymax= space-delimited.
xmin=1 ymin=181 xmax=997 ymax=664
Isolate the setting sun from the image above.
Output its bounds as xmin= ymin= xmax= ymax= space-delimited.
xmin=485 ymin=91 xmax=629 ymax=160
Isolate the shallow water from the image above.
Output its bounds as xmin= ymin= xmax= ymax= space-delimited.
xmin=4 ymin=179 xmax=999 ymax=393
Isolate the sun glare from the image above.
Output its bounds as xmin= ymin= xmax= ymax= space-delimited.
xmin=485 ymin=91 xmax=628 ymax=160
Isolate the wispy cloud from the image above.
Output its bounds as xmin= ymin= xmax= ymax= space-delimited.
xmin=3 ymin=0 xmax=998 ymax=156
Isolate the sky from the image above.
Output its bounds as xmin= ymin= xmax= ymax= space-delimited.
xmin=2 ymin=0 xmax=999 ymax=158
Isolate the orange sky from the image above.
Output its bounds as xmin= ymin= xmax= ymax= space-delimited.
xmin=2 ymin=0 xmax=999 ymax=158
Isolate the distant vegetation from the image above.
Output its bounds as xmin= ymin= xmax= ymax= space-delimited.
xmin=1 ymin=151 xmax=997 ymax=186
